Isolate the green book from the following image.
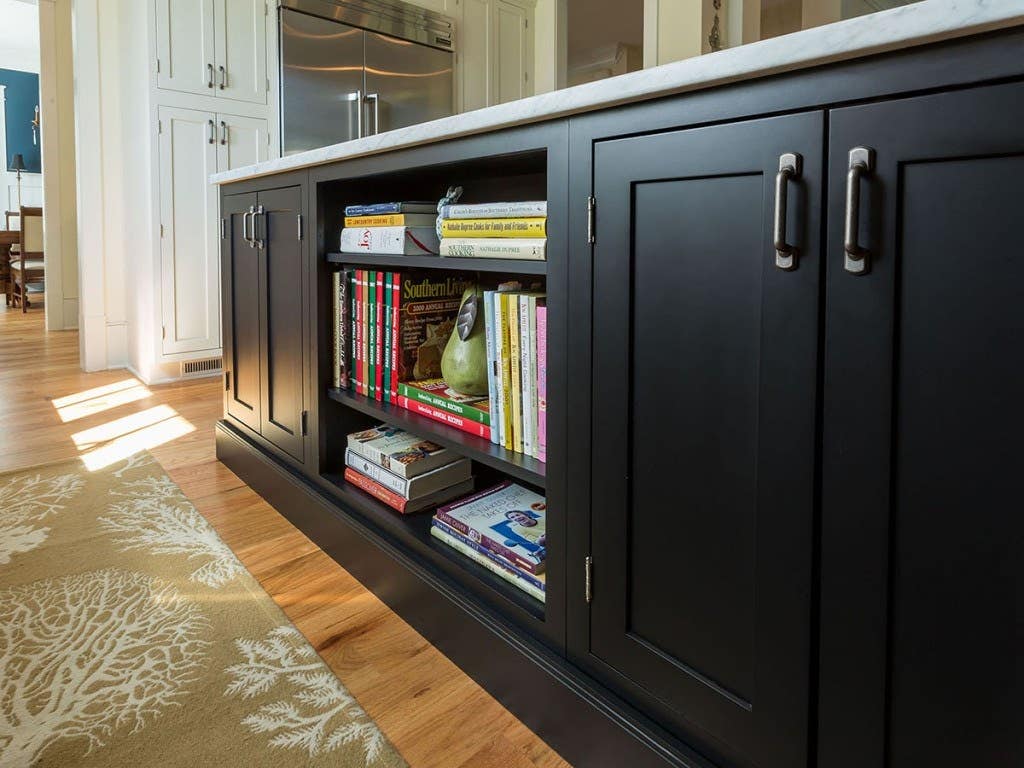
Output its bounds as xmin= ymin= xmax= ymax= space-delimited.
xmin=398 ymin=379 xmax=491 ymax=426
xmin=368 ymin=271 xmax=377 ymax=399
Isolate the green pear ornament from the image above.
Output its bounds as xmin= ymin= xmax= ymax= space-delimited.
xmin=441 ymin=285 xmax=489 ymax=396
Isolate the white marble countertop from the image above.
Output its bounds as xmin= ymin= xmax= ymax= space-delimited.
xmin=211 ymin=0 xmax=1024 ymax=185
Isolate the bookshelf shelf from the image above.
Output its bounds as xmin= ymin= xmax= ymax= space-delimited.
xmin=326 ymin=251 xmax=547 ymax=275
xmin=327 ymin=387 xmax=546 ymax=488
xmin=321 ymin=472 xmax=545 ymax=621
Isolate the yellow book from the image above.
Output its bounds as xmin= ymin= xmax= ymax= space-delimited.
xmin=499 ymin=293 xmax=515 ymax=451
xmin=440 ymin=217 xmax=546 ymax=239
xmin=507 ymin=292 xmax=523 ymax=454
xmin=344 ymin=213 xmax=437 ymax=227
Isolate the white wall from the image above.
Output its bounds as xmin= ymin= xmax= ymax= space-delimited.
xmin=0 ymin=0 xmax=44 ymax=213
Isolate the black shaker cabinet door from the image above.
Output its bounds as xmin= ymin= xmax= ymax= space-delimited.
xmin=222 ymin=191 xmax=261 ymax=434
xmin=258 ymin=185 xmax=306 ymax=463
xmin=820 ymin=81 xmax=1024 ymax=768
xmin=587 ymin=112 xmax=823 ymax=768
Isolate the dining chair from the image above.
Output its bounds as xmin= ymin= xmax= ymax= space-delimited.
xmin=10 ymin=207 xmax=44 ymax=311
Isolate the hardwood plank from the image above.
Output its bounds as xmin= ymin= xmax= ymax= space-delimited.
xmin=0 ymin=305 xmax=569 ymax=767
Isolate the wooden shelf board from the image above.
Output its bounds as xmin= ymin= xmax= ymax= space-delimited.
xmin=327 ymin=387 xmax=546 ymax=488
xmin=326 ymin=252 xmax=547 ymax=275
xmin=321 ymin=472 xmax=546 ymax=621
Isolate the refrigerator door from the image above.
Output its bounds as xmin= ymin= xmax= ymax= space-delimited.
xmin=363 ymin=32 xmax=454 ymax=135
xmin=280 ymin=9 xmax=365 ymax=155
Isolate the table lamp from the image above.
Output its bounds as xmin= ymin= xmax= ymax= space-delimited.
xmin=10 ymin=153 xmax=25 ymax=209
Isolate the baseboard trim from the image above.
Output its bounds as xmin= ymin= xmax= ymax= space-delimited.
xmin=215 ymin=420 xmax=708 ymax=768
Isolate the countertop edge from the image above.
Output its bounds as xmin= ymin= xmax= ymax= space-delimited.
xmin=211 ymin=0 xmax=1024 ymax=186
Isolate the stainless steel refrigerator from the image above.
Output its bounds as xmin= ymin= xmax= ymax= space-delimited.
xmin=280 ymin=0 xmax=455 ymax=155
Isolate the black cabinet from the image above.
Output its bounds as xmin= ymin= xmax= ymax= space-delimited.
xmin=221 ymin=183 xmax=308 ymax=463
xmin=583 ymin=112 xmax=823 ymax=768
xmin=819 ymin=81 xmax=1024 ymax=768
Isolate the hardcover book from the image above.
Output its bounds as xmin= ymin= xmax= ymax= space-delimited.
xmin=398 ymin=379 xmax=490 ymax=426
xmin=440 ymin=218 xmax=547 ymax=239
xmin=438 ymin=201 xmax=547 ymax=219
xmin=430 ymin=520 xmax=546 ymax=602
xmin=344 ymin=467 xmax=474 ymax=514
xmin=439 ymin=238 xmax=546 ymax=260
xmin=483 ymin=291 xmax=500 ymax=445
xmin=344 ymin=448 xmax=471 ymax=499
xmin=434 ymin=481 xmax=547 ymax=574
xmin=344 ymin=201 xmax=436 ymax=216
xmin=537 ymin=305 xmax=547 ymax=463
xmin=395 ymin=395 xmax=491 ymax=440
xmin=344 ymin=213 xmax=438 ymax=228
xmin=346 ymin=424 xmax=453 ymax=479
xmin=332 ymin=271 xmax=342 ymax=389
xmin=397 ymin=272 xmax=474 ymax=382
xmin=339 ymin=226 xmax=440 ymax=255
xmin=383 ymin=271 xmax=392 ymax=404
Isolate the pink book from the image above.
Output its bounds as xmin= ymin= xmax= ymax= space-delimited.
xmin=536 ymin=306 xmax=547 ymax=464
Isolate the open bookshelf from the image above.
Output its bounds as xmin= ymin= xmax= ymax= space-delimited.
xmin=326 ymin=252 xmax=547 ymax=275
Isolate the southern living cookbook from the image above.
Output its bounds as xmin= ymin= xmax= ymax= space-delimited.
xmin=395 ymin=395 xmax=491 ymax=440
xmin=398 ymin=379 xmax=490 ymax=426
xmin=397 ymin=272 xmax=473 ymax=382
xmin=440 ymin=218 xmax=547 ymax=239
xmin=347 ymin=425 xmax=453 ymax=479
xmin=434 ymin=480 xmax=547 ymax=574
xmin=339 ymin=226 xmax=440 ymax=255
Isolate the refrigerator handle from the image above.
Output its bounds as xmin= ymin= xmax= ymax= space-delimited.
xmin=345 ymin=89 xmax=363 ymax=139
xmin=365 ymin=92 xmax=380 ymax=136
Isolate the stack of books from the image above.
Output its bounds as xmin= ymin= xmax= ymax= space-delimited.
xmin=431 ymin=480 xmax=547 ymax=601
xmin=483 ymin=285 xmax=547 ymax=462
xmin=438 ymin=201 xmax=547 ymax=261
xmin=344 ymin=424 xmax=474 ymax=514
xmin=339 ymin=201 xmax=440 ymax=255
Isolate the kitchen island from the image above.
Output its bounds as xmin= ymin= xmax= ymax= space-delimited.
xmin=213 ymin=8 xmax=1024 ymax=767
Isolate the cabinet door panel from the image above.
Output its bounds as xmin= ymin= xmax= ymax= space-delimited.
xmin=492 ymin=1 xmax=530 ymax=104
xmin=217 ymin=114 xmax=268 ymax=171
xmin=222 ymin=191 xmax=260 ymax=432
xmin=156 ymin=0 xmax=216 ymax=95
xmin=821 ymin=80 xmax=1024 ymax=768
xmin=258 ymin=186 xmax=305 ymax=461
xmin=158 ymin=106 xmax=220 ymax=355
xmin=215 ymin=0 xmax=267 ymax=104
xmin=588 ymin=112 xmax=823 ymax=768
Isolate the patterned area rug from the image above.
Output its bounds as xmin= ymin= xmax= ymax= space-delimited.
xmin=0 ymin=454 xmax=406 ymax=768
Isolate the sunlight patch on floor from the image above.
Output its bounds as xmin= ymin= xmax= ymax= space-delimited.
xmin=52 ymin=377 xmax=153 ymax=423
xmin=72 ymin=405 xmax=196 ymax=471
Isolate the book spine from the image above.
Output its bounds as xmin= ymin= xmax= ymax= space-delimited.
xmin=344 ymin=202 xmax=403 ymax=215
xmin=348 ymin=270 xmax=357 ymax=390
xmin=439 ymin=201 xmax=547 ymax=219
xmin=483 ymin=291 xmax=499 ymax=445
xmin=339 ymin=270 xmax=350 ymax=390
xmin=508 ymin=293 xmax=523 ymax=454
xmin=332 ymin=271 xmax=342 ymax=389
xmin=528 ymin=297 xmax=538 ymax=459
xmin=343 ymin=467 xmax=410 ymax=513
xmin=438 ymin=238 xmax=546 ymax=260
xmin=355 ymin=271 xmax=364 ymax=396
xmin=440 ymin=218 xmax=547 ymax=239
xmin=430 ymin=523 xmax=546 ymax=601
xmin=368 ymin=272 xmax=377 ymax=399
xmin=520 ymin=296 xmax=533 ymax=457
xmin=382 ymin=272 xmax=392 ymax=404
xmin=398 ymin=383 xmax=490 ymax=426
xmin=340 ymin=226 xmax=439 ymax=255
xmin=432 ymin=509 xmax=540 ymax=574
xmin=431 ymin=519 xmax=545 ymax=592
xmin=344 ymin=214 xmax=434 ymax=227
xmin=390 ymin=272 xmax=400 ymax=401
xmin=537 ymin=306 xmax=547 ymax=464
xmin=375 ymin=271 xmax=384 ymax=402
xmin=345 ymin=449 xmax=409 ymax=496
xmin=498 ymin=294 xmax=514 ymax=451
xmin=396 ymin=395 xmax=491 ymax=440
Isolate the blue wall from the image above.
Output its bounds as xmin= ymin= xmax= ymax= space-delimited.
xmin=1 ymin=69 xmax=41 ymax=174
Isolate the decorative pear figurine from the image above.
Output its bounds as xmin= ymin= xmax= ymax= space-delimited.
xmin=441 ymin=285 xmax=489 ymax=396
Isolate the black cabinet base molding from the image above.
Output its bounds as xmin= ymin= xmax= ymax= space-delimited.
xmin=216 ymin=421 xmax=708 ymax=768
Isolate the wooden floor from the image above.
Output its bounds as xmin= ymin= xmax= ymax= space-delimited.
xmin=0 ymin=305 xmax=569 ymax=768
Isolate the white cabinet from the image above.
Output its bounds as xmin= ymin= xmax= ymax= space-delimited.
xmin=158 ymin=106 xmax=268 ymax=356
xmin=458 ymin=0 xmax=534 ymax=111
xmin=156 ymin=0 xmax=267 ymax=104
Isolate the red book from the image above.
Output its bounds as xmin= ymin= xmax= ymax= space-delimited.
xmin=343 ymin=466 xmax=474 ymax=515
xmin=397 ymin=394 xmax=492 ymax=440
xmin=344 ymin=466 xmax=411 ymax=512
xmin=391 ymin=271 xmax=401 ymax=401
xmin=355 ymin=270 xmax=364 ymax=396
xmin=375 ymin=271 xmax=384 ymax=402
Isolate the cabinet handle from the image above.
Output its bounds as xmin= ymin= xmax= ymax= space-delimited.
xmin=220 ymin=120 xmax=227 ymax=146
xmin=207 ymin=63 xmax=214 ymax=88
xmin=365 ymin=92 xmax=380 ymax=135
xmin=243 ymin=206 xmax=255 ymax=247
xmin=207 ymin=119 xmax=215 ymax=144
xmin=254 ymin=204 xmax=265 ymax=250
xmin=219 ymin=65 xmax=226 ymax=90
xmin=773 ymin=152 xmax=802 ymax=271
xmin=345 ymin=89 xmax=363 ymax=139
xmin=844 ymin=146 xmax=875 ymax=275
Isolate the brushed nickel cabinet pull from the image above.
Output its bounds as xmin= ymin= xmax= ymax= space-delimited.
xmin=774 ymin=152 xmax=802 ymax=270
xmin=844 ymin=147 xmax=875 ymax=275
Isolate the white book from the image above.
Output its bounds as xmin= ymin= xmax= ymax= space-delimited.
xmin=492 ymin=292 xmax=506 ymax=448
xmin=483 ymin=291 xmax=500 ymax=446
xmin=439 ymin=238 xmax=546 ymax=260
xmin=344 ymin=448 xmax=471 ymax=499
xmin=438 ymin=201 xmax=547 ymax=219
xmin=339 ymin=226 xmax=439 ymax=255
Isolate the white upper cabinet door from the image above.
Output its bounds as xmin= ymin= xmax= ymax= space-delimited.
xmin=461 ymin=0 xmax=491 ymax=111
xmin=492 ymin=1 xmax=533 ymax=105
xmin=216 ymin=113 xmax=269 ymax=170
xmin=156 ymin=0 xmax=217 ymax=96
xmin=158 ymin=106 xmax=221 ymax=356
xmin=215 ymin=0 xmax=268 ymax=104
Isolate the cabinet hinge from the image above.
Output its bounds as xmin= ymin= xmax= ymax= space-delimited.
xmin=585 ymin=556 xmax=593 ymax=603
xmin=266 ymin=77 xmax=271 ymax=93
xmin=297 ymin=213 xmax=303 ymax=241
xmin=160 ymin=223 xmax=165 ymax=238
xmin=221 ymin=217 xmax=227 ymax=239
xmin=224 ymin=370 xmax=231 ymax=391
xmin=161 ymin=325 xmax=166 ymax=340
xmin=157 ymin=119 xmax=162 ymax=134
xmin=301 ymin=410 xmax=309 ymax=437
xmin=155 ymin=58 xmax=160 ymax=74
xmin=587 ymin=195 xmax=596 ymax=244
